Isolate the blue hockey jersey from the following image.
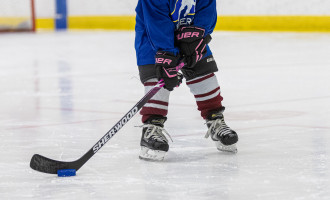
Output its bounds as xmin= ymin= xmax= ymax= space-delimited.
xmin=135 ymin=0 xmax=217 ymax=66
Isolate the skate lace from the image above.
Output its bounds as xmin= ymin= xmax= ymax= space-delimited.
xmin=142 ymin=124 xmax=173 ymax=143
xmin=205 ymin=118 xmax=232 ymax=139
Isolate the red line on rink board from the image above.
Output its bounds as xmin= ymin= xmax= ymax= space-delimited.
xmin=114 ymin=95 xmax=330 ymax=108
xmin=172 ymin=124 xmax=330 ymax=138
xmin=38 ymin=95 xmax=330 ymax=115
xmin=5 ymin=118 xmax=116 ymax=130
xmin=281 ymin=124 xmax=330 ymax=130
xmin=38 ymin=107 xmax=124 ymax=114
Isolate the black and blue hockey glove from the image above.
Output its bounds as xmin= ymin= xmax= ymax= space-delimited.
xmin=175 ymin=26 xmax=212 ymax=68
xmin=155 ymin=51 xmax=183 ymax=91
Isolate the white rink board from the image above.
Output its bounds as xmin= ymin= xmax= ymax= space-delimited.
xmin=0 ymin=0 xmax=32 ymax=17
xmin=35 ymin=0 xmax=330 ymax=18
xmin=0 ymin=31 xmax=330 ymax=199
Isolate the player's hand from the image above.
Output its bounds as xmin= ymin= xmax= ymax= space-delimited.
xmin=175 ymin=26 xmax=212 ymax=68
xmin=155 ymin=51 xmax=183 ymax=91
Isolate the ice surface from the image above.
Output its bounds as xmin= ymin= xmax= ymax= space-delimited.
xmin=0 ymin=31 xmax=330 ymax=200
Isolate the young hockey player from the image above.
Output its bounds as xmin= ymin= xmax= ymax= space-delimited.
xmin=135 ymin=0 xmax=238 ymax=160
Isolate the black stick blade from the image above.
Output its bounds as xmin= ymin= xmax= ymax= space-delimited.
xmin=30 ymin=154 xmax=76 ymax=174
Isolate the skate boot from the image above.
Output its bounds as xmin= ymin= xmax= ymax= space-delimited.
xmin=205 ymin=107 xmax=238 ymax=153
xmin=139 ymin=116 xmax=172 ymax=161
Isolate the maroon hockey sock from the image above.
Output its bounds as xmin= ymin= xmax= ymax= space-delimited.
xmin=140 ymin=79 xmax=170 ymax=122
xmin=186 ymin=73 xmax=223 ymax=119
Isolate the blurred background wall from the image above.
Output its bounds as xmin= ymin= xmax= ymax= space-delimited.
xmin=35 ymin=0 xmax=330 ymax=31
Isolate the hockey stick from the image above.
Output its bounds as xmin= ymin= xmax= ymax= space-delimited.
xmin=30 ymin=61 xmax=185 ymax=174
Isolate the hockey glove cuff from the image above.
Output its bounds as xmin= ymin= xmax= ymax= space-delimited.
xmin=175 ymin=26 xmax=212 ymax=68
xmin=155 ymin=51 xmax=183 ymax=91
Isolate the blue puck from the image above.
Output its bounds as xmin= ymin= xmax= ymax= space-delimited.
xmin=57 ymin=169 xmax=76 ymax=177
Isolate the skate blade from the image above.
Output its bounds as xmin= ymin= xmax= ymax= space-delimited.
xmin=139 ymin=146 xmax=166 ymax=161
xmin=215 ymin=142 xmax=237 ymax=153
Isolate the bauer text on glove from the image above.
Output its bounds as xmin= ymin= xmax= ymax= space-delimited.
xmin=155 ymin=51 xmax=183 ymax=91
xmin=176 ymin=26 xmax=212 ymax=68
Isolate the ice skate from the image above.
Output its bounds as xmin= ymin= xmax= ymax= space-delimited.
xmin=205 ymin=108 xmax=238 ymax=153
xmin=139 ymin=116 xmax=172 ymax=161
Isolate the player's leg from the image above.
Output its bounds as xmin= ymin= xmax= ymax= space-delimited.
xmin=138 ymin=66 xmax=172 ymax=160
xmin=184 ymin=56 xmax=238 ymax=153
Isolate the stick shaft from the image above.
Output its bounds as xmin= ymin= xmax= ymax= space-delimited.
xmin=30 ymin=79 xmax=165 ymax=173
xmin=30 ymin=61 xmax=185 ymax=174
